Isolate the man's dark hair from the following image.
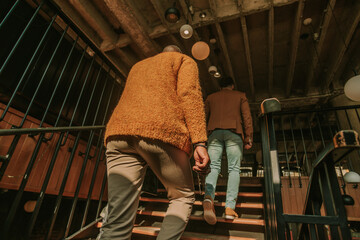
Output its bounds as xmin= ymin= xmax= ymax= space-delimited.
xmin=219 ymin=77 xmax=234 ymax=88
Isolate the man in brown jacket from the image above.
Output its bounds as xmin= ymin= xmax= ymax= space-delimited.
xmin=203 ymin=77 xmax=253 ymax=225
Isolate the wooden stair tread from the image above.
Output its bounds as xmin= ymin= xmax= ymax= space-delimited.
xmin=157 ymin=189 xmax=263 ymax=198
xmin=139 ymin=197 xmax=263 ymax=209
xmin=133 ymin=226 xmax=261 ymax=239
xmin=136 ymin=210 xmax=265 ymax=226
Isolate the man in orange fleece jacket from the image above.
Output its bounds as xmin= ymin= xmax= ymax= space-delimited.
xmin=98 ymin=45 xmax=210 ymax=239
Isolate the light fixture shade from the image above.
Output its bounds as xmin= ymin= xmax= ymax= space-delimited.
xmin=208 ymin=66 xmax=217 ymax=75
xmin=24 ymin=200 xmax=36 ymax=213
xmin=344 ymin=171 xmax=360 ymax=183
xmin=165 ymin=7 xmax=180 ymax=23
xmin=191 ymin=41 xmax=210 ymax=60
xmin=180 ymin=24 xmax=193 ymax=39
xmin=214 ymin=72 xmax=221 ymax=78
xmin=344 ymin=75 xmax=360 ymax=101
xmin=303 ymin=18 xmax=312 ymax=26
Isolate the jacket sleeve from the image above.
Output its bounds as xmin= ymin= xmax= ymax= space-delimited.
xmin=205 ymin=97 xmax=210 ymax=123
xmin=241 ymin=94 xmax=253 ymax=144
xmin=177 ymin=57 xmax=207 ymax=144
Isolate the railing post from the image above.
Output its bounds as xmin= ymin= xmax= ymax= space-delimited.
xmin=260 ymin=98 xmax=287 ymax=240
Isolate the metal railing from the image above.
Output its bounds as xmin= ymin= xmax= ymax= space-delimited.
xmin=0 ymin=0 xmax=123 ymax=238
xmin=260 ymin=98 xmax=360 ymax=239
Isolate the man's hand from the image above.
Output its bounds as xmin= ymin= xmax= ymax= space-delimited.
xmin=244 ymin=143 xmax=252 ymax=150
xmin=192 ymin=145 xmax=210 ymax=175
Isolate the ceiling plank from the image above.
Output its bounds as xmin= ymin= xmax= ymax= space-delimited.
xmin=208 ymin=0 xmax=236 ymax=89
xmin=102 ymin=0 xmax=159 ymax=57
xmin=268 ymin=5 xmax=274 ymax=96
xmin=285 ymin=0 xmax=305 ymax=97
xmin=324 ymin=1 xmax=360 ymax=89
xmin=305 ymin=0 xmax=336 ymax=93
xmin=240 ymin=16 xmax=255 ymax=97
xmin=149 ymin=0 xmax=186 ymax=53
xmin=214 ymin=23 xmax=236 ymax=87
xmin=102 ymin=0 xmax=299 ymax=51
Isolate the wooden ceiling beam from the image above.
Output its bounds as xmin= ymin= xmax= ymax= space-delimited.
xmin=67 ymin=0 xmax=138 ymax=69
xmin=324 ymin=1 xmax=360 ymax=89
xmin=305 ymin=0 xmax=336 ymax=93
xmin=103 ymin=0 xmax=159 ymax=57
xmin=285 ymin=0 xmax=305 ymax=97
xmin=103 ymin=0 xmax=299 ymax=51
xmin=268 ymin=5 xmax=274 ymax=96
xmin=68 ymin=0 xmax=117 ymax=51
xmin=50 ymin=0 xmax=128 ymax=78
xmin=240 ymin=16 xmax=255 ymax=97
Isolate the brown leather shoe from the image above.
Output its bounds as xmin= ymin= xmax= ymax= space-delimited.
xmin=225 ymin=207 xmax=238 ymax=220
xmin=203 ymin=196 xmax=217 ymax=225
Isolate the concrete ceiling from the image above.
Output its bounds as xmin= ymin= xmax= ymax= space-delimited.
xmin=47 ymin=0 xmax=360 ymax=109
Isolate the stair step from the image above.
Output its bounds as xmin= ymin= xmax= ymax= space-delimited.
xmin=132 ymin=226 xmax=261 ymax=239
xmin=140 ymin=197 xmax=263 ymax=210
xmin=157 ymin=189 xmax=263 ymax=198
xmin=136 ymin=210 xmax=265 ymax=227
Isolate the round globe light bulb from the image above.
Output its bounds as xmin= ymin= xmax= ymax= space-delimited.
xmin=214 ymin=72 xmax=221 ymax=78
xmin=180 ymin=24 xmax=193 ymax=39
xmin=208 ymin=66 xmax=217 ymax=75
xmin=344 ymin=75 xmax=360 ymax=102
xmin=191 ymin=41 xmax=210 ymax=60
xmin=344 ymin=171 xmax=360 ymax=183
xmin=303 ymin=18 xmax=312 ymax=26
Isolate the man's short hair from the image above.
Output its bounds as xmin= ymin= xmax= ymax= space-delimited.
xmin=219 ymin=77 xmax=234 ymax=88
xmin=162 ymin=45 xmax=182 ymax=53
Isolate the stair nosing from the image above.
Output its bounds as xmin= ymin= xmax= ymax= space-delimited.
xmin=132 ymin=226 xmax=261 ymax=240
xmin=136 ymin=210 xmax=265 ymax=226
xmin=139 ymin=197 xmax=263 ymax=209
xmin=156 ymin=189 xmax=263 ymax=197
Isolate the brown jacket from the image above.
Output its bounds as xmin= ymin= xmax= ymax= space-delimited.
xmin=205 ymin=89 xmax=253 ymax=144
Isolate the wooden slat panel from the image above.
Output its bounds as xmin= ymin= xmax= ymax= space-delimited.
xmin=281 ymin=176 xmax=360 ymax=219
xmin=0 ymin=103 xmax=107 ymax=200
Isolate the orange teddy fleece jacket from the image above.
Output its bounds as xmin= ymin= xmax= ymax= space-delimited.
xmin=104 ymin=51 xmax=208 ymax=155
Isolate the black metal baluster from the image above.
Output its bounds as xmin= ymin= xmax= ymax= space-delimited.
xmin=16 ymin=25 xmax=70 ymax=128
xmin=40 ymin=36 xmax=80 ymax=127
xmin=0 ymin=13 xmax=56 ymax=121
xmin=45 ymin=132 xmax=82 ymax=240
xmin=315 ymin=113 xmax=325 ymax=148
xmin=96 ymin=167 xmax=108 ymax=219
xmin=0 ymin=0 xmax=21 ymax=29
xmin=299 ymin=123 xmax=310 ymax=176
xmin=290 ymin=117 xmax=302 ymax=187
xmin=307 ymin=115 xmax=318 ymax=158
xmin=0 ymin=0 xmax=45 ymax=77
xmin=1 ymin=133 xmax=45 ymax=239
xmin=26 ymin=132 xmax=65 ymax=237
xmin=0 ymin=134 xmax=20 ymax=182
xmin=281 ymin=116 xmax=292 ymax=187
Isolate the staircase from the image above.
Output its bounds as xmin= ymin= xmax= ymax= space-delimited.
xmin=132 ymin=177 xmax=265 ymax=239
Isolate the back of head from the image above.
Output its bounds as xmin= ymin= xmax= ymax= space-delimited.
xmin=219 ymin=77 xmax=234 ymax=88
xmin=162 ymin=45 xmax=182 ymax=53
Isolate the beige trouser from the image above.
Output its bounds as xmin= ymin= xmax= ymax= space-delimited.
xmin=98 ymin=136 xmax=195 ymax=240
